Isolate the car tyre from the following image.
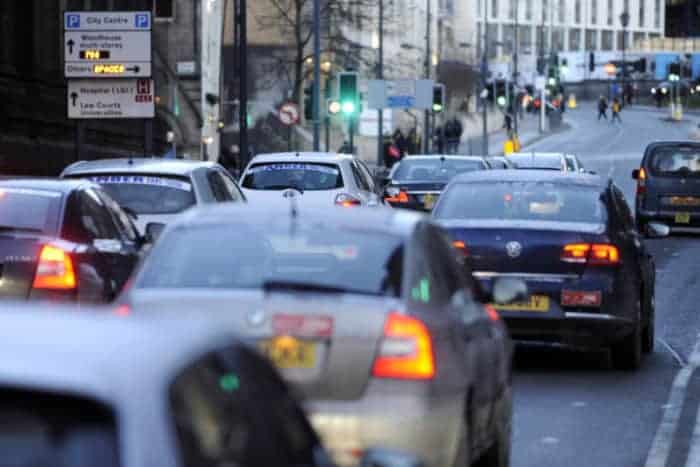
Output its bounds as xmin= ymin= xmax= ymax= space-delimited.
xmin=611 ymin=324 xmax=642 ymax=370
xmin=643 ymin=295 xmax=655 ymax=354
xmin=473 ymin=401 xmax=511 ymax=467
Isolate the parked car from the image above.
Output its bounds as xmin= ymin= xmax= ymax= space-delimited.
xmin=240 ymin=152 xmax=382 ymax=207
xmin=434 ymin=170 xmax=663 ymax=370
xmin=61 ymin=158 xmax=246 ymax=234
xmin=0 ymin=305 xmax=417 ymax=467
xmin=633 ymin=141 xmax=700 ymax=235
xmin=0 ymin=178 xmax=144 ymax=303
xmin=120 ymin=203 xmax=515 ymax=467
xmin=383 ymin=155 xmax=490 ymax=211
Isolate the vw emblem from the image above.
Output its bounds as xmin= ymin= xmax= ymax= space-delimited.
xmin=506 ymin=241 xmax=522 ymax=259
xmin=282 ymin=188 xmax=301 ymax=199
xmin=247 ymin=309 xmax=266 ymax=327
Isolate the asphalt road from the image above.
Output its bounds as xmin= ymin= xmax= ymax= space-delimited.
xmin=509 ymin=103 xmax=700 ymax=467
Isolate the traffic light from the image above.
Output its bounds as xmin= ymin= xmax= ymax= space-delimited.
xmin=589 ymin=52 xmax=596 ymax=72
xmin=327 ymin=99 xmax=341 ymax=115
xmin=432 ymin=84 xmax=445 ymax=113
xmin=304 ymin=85 xmax=313 ymax=121
xmin=338 ymin=72 xmax=359 ymax=117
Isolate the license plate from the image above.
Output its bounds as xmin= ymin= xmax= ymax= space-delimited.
xmin=423 ymin=193 xmax=437 ymax=210
xmin=675 ymin=212 xmax=691 ymax=224
xmin=669 ymin=197 xmax=700 ymax=207
xmin=494 ymin=295 xmax=550 ymax=313
xmin=258 ymin=337 xmax=317 ymax=369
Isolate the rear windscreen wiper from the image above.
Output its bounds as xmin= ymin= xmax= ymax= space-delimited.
xmin=262 ymin=280 xmax=350 ymax=294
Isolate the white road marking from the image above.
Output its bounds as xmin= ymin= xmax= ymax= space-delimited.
xmin=659 ymin=338 xmax=688 ymax=367
xmin=572 ymin=401 xmax=587 ymax=408
xmin=541 ymin=437 xmax=560 ymax=445
xmin=645 ymin=339 xmax=700 ymax=467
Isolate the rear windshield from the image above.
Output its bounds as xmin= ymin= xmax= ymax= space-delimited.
xmin=0 ymin=389 xmax=119 ymax=467
xmin=138 ymin=223 xmax=404 ymax=297
xmin=85 ymin=174 xmax=195 ymax=215
xmin=393 ymin=159 xmax=485 ymax=182
xmin=242 ymin=163 xmax=343 ymax=191
xmin=0 ymin=188 xmax=61 ymax=234
xmin=649 ymin=146 xmax=700 ymax=177
xmin=434 ymin=182 xmax=606 ymax=224
xmin=509 ymin=154 xmax=563 ymax=170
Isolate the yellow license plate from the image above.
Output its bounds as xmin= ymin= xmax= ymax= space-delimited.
xmin=494 ymin=295 xmax=550 ymax=313
xmin=258 ymin=336 xmax=317 ymax=369
xmin=670 ymin=197 xmax=700 ymax=207
xmin=675 ymin=212 xmax=691 ymax=224
xmin=423 ymin=194 xmax=437 ymax=210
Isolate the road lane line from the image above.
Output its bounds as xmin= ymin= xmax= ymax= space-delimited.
xmin=659 ymin=338 xmax=688 ymax=367
xmin=645 ymin=339 xmax=700 ymax=467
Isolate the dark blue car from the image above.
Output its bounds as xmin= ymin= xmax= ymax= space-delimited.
xmin=433 ymin=170 xmax=662 ymax=370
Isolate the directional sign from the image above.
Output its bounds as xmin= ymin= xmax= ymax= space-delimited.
xmin=279 ymin=102 xmax=300 ymax=126
xmin=64 ymin=11 xmax=151 ymax=79
xmin=367 ymin=79 xmax=434 ymax=110
xmin=67 ymin=79 xmax=155 ymax=119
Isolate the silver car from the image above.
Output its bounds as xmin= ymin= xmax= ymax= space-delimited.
xmin=61 ymin=158 xmax=246 ymax=233
xmin=240 ymin=152 xmax=382 ymax=207
xmin=121 ymin=203 xmax=514 ymax=467
xmin=509 ymin=152 xmax=574 ymax=171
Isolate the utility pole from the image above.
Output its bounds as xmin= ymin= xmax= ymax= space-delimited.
xmin=513 ymin=0 xmax=519 ymax=138
xmin=424 ymin=0 xmax=432 ymax=154
xmin=312 ymin=0 xmax=321 ymax=151
xmin=481 ymin=0 xmax=489 ymax=156
xmin=377 ymin=0 xmax=384 ymax=166
xmin=235 ymin=0 xmax=249 ymax=166
xmin=620 ymin=11 xmax=630 ymax=108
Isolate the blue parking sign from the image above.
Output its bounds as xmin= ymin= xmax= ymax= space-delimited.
xmin=135 ymin=13 xmax=150 ymax=29
xmin=65 ymin=14 xmax=80 ymax=29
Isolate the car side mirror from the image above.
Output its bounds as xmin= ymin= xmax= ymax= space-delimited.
xmin=632 ymin=169 xmax=640 ymax=180
xmin=145 ymin=222 xmax=166 ymax=243
xmin=645 ymin=222 xmax=670 ymax=239
xmin=360 ymin=448 xmax=425 ymax=467
xmin=492 ymin=277 xmax=528 ymax=305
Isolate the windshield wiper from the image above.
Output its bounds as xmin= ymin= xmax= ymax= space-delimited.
xmin=0 ymin=225 xmax=42 ymax=233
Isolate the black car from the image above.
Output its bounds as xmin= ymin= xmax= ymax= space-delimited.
xmin=633 ymin=141 xmax=700 ymax=234
xmin=0 ymin=179 xmax=144 ymax=303
xmin=383 ymin=155 xmax=490 ymax=211
xmin=433 ymin=170 xmax=663 ymax=370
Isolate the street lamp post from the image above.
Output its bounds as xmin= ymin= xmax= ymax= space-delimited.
xmin=620 ymin=11 xmax=630 ymax=107
xmin=481 ymin=0 xmax=489 ymax=156
xmin=312 ymin=0 xmax=321 ymax=151
xmin=377 ymin=0 xmax=384 ymax=167
xmin=424 ymin=0 xmax=432 ymax=154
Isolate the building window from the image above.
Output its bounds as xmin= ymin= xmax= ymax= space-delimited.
xmin=607 ymin=0 xmax=613 ymax=25
xmin=616 ymin=30 xmax=627 ymax=49
xmin=569 ymin=29 xmax=581 ymax=50
xmin=508 ymin=0 xmax=515 ymax=19
xmin=477 ymin=0 xmax=482 ymax=18
xmin=574 ymin=0 xmax=581 ymax=24
xmin=654 ymin=0 xmax=660 ymax=28
xmin=525 ymin=0 xmax=533 ymax=20
xmin=518 ymin=25 xmax=531 ymax=51
xmin=503 ymin=25 xmax=515 ymax=53
xmin=639 ymin=0 xmax=645 ymax=28
xmin=591 ymin=0 xmax=597 ymax=24
xmin=602 ymin=30 xmax=614 ymax=50
xmin=492 ymin=0 xmax=498 ymax=18
xmin=552 ymin=28 xmax=564 ymax=51
xmin=586 ymin=29 xmax=597 ymax=49
xmin=633 ymin=31 xmax=645 ymax=45
xmin=558 ymin=0 xmax=565 ymax=23
xmin=541 ymin=0 xmax=548 ymax=23
xmin=537 ymin=25 xmax=549 ymax=50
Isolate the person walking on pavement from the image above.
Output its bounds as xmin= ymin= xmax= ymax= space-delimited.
xmin=393 ymin=129 xmax=408 ymax=158
xmin=611 ymin=98 xmax=622 ymax=124
xmin=383 ymin=134 xmax=402 ymax=169
xmin=447 ymin=117 xmax=463 ymax=154
xmin=597 ymin=96 xmax=608 ymax=121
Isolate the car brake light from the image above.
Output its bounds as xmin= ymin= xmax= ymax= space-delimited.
xmin=453 ymin=240 xmax=469 ymax=256
xmin=561 ymin=290 xmax=602 ymax=307
xmin=335 ymin=193 xmax=362 ymax=207
xmin=32 ymin=245 xmax=76 ymax=290
xmin=372 ymin=312 xmax=435 ymax=380
xmin=385 ymin=190 xmax=410 ymax=203
xmin=636 ymin=168 xmax=647 ymax=195
xmin=561 ymin=243 xmax=619 ymax=266
xmin=114 ymin=304 xmax=131 ymax=316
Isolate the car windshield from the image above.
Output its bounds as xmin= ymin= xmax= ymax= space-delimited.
xmin=650 ymin=146 xmax=700 ymax=176
xmin=137 ymin=223 xmax=404 ymax=297
xmin=0 ymin=389 xmax=119 ymax=467
xmin=509 ymin=154 xmax=564 ymax=170
xmin=0 ymin=188 xmax=61 ymax=234
xmin=434 ymin=182 xmax=606 ymax=224
xmin=392 ymin=159 xmax=484 ymax=182
xmin=242 ymin=163 xmax=343 ymax=191
xmin=84 ymin=174 xmax=195 ymax=215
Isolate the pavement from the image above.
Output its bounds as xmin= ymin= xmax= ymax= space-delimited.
xmin=509 ymin=101 xmax=700 ymax=467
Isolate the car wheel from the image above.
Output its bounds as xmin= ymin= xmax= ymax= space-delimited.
xmin=611 ymin=324 xmax=642 ymax=370
xmin=643 ymin=295 xmax=655 ymax=354
xmin=451 ymin=422 xmax=471 ymax=467
xmin=473 ymin=400 xmax=511 ymax=467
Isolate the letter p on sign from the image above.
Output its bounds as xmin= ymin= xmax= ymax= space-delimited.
xmin=66 ymin=14 xmax=80 ymax=29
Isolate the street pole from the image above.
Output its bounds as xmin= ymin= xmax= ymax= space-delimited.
xmin=513 ymin=0 xmax=519 ymax=138
xmin=424 ymin=0 xmax=432 ymax=154
xmin=312 ymin=0 xmax=321 ymax=151
xmin=620 ymin=12 xmax=630 ymax=108
xmin=235 ymin=0 xmax=249 ymax=166
xmin=481 ymin=0 xmax=489 ymax=156
xmin=377 ymin=0 xmax=384 ymax=166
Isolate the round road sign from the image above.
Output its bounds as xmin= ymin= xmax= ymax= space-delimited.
xmin=279 ymin=102 xmax=300 ymax=126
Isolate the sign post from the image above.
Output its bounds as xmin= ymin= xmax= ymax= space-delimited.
xmin=64 ymin=11 xmax=153 ymax=159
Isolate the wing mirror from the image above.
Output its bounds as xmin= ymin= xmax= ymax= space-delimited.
xmin=492 ymin=277 xmax=528 ymax=305
xmin=360 ymin=448 xmax=425 ymax=467
xmin=645 ymin=222 xmax=670 ymax=239
xmin=145 ymin=222 xmax=166 ymax=244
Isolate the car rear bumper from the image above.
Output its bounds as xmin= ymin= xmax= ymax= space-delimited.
xmin=305 ymin=385 xmax=464 ymax=467
xmin=637 ymin=208 xmax=700 ymax=231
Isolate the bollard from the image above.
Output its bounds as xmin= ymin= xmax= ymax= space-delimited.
xmin=568 ymin=94 xmax=577 ymax=109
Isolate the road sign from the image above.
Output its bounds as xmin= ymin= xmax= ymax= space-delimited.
xmin=64 ymin=11 xmax=151 ymax=79
xmin=67 ymin=79 xmax=155 ymax=119
xmin=367 ymin=79 xmax=434 ymax=110
xmin=64 ymin=12 xmax=151 ymax=31
xmin=279 ymin=102 xmax=300 ymax=126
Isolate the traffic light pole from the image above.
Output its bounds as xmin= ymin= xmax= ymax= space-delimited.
xmin=235 ymin=0 xmax=249 ymax=166
xmin=513 ymin=0 xmax=519 ymax=138
xmin=312 ymin=0 xmax=321 ymax=151
xmin=377 ymin=0 xmax=384 ymax=166
xmin=481 ymin=0 xmax=489 ymax=156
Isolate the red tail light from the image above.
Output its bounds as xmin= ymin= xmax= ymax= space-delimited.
xmin=335 ymin=193 xmax=362 ymax=207
xmin=372 ymin=312 xmax=435 ymax=380
xmin=453 ymin=240 xmax=469 ymax=256
xmin=385 ymin=190 xmax=410 ymax=204
xmin=636 ymin=168 xmax=647 ymax=196
xmin=114 ymin=304 xmax=131 ymax=316
xmin=32 ymin=245 xmax=76 ymax=290
xmin=561 ymin=243 xmax=620 ymax=266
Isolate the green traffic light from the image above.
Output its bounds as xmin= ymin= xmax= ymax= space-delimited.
xmin=432 ymin=103 xmax=444 ymax=112
xmin=342 ymin=101 xmax=356 ymax=115
xmin=497 ymin=96 xmax=507 ymax=107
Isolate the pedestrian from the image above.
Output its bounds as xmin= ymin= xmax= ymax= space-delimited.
xmin=503 ymin=113 xmax=513 ymax=132
xmin=407 ymin=128 xmax=418 ymax=154
xmin=611 ymin=98 xmax=622 ymax=124
xmin=432 ymin=126 xmax=445 ymax=153
xmin=597 ymin=96 xmax=608 ymax=121
xmin=393 ymin=129 xmax=408 ymax=158
xmin=383 ymin=135 xmax=402 ymax=169
xmin=448 ymin=117 xmax=463 ymax=154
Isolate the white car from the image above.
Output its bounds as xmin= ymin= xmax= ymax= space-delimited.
xmin=61 ymin=158 xmax=245 ymax=234
xmin=240 ymin=152 xmax=382 ymax=207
